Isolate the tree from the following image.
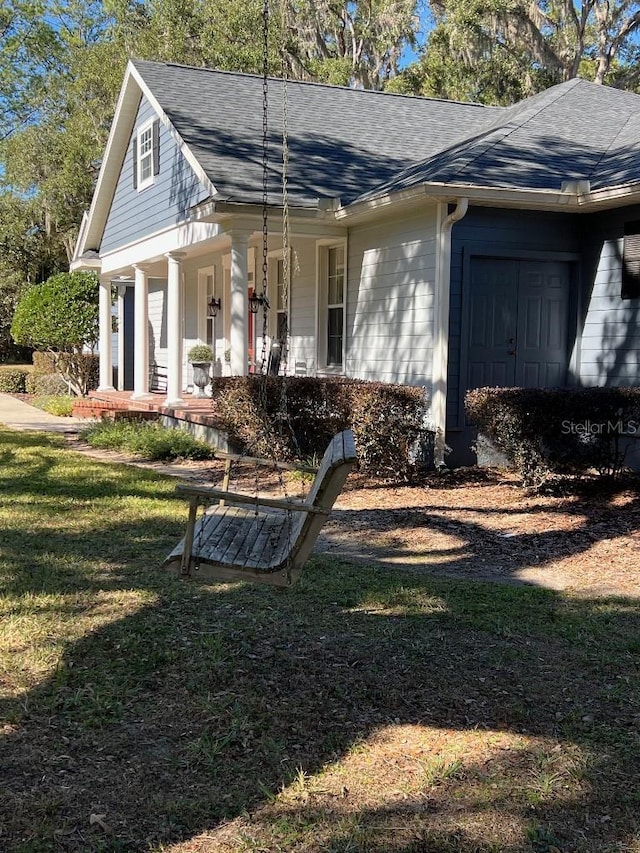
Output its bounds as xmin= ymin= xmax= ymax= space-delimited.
xmin=282 ymin=0 xmax=421 ymax=89
xmin=11 ymin=271 xmax=100 ymax=394
xmin=393 ymin=0 xmax=640 ymax=105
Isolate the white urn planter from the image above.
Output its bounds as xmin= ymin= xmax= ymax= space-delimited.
xmin=191 ymin=361 xmax=211 ymax=397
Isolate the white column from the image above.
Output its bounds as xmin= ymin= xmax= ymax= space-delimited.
xmin=230 ymin=231 xmax=249 ymax=376
xmin=166 ymin=252 xmax=186 ymax=406
xmin=117 ymin=285 xmax=127 ymax=391
xmin=98 ymin=276 xmax=115 ymax=391
xmin=132 ymin=264 xmax=150 ymax=399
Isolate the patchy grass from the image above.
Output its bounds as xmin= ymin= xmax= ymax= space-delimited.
xmin=81 ymin=418 xmax=216 ymax=461
xmin=30 ymin=394 xmax=75 ymax=417
xmin=0 ymin=428 xmax=639 ymax=852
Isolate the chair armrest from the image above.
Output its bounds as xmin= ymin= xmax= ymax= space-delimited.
xmin=175 ymin=484 xmax=327 ymax=515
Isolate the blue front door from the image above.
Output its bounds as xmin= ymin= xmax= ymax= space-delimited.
xmin=467 ymin=258 xmax=570 ymax=392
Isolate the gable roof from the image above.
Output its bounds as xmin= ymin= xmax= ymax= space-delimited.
xmin=131 ymin=59 xmax=500 ymax=208
xmin=359 ymin=79 xmax=640 ymax=201
xmin=76 ymin=60 xmax=640 ymax=262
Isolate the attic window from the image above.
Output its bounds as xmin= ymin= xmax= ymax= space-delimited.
xmin=622 ymin=221 xmax=640 ymax=299
xmin=132 ymin=118 xmax=160 ymax=190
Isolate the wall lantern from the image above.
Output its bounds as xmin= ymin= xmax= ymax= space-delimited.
xmin=207 ymin=296 xmax=222 ymax=317
xmin=249 ymin=291 xmax=270 ymax=314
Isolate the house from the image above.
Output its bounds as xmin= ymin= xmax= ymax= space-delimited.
xmin=72 ymin=59 xmax=640 ymax=465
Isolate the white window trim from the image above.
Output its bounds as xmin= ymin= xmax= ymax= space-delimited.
xmin=268 ymin=249 xmax=291 ymax=341
xmin=197 ymin=265 xmax=216 ymax=346
xmin=316 ymin=239 xmax=347 ymax=373
xmin=137 ymin=118 xmax=155 ymax=191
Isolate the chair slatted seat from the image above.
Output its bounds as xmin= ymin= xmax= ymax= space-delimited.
xmin=164 ymin=430 xmax=357 ymax=587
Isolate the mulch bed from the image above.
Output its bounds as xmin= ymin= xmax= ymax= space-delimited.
xmin=64 ymin=433 xmax=640 ymax=599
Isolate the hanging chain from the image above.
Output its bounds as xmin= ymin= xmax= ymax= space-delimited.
xmin=259 ymin=0 xmax=270 ymax=380
xmin=278 ymin=31 xmax=301 ymax=464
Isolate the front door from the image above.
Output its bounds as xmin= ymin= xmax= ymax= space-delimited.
xmin=467 ymin=258 xmax=570 ymax=392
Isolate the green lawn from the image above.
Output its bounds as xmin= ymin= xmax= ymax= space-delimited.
xmin=0 ymin=429 xmax=638 ymax=853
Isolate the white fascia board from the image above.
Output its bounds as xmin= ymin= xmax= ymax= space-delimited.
xmin=81 ymin=61 xmax=218 ymax=256
xmin=578 ymin=182 xmax=640 ymax=210
xmin=190 ymin=199 xmax=346 ymax=238
xmin=100 ymin=221 xmax=224 ymax=275
xmin=82 ymin=63 xmax=143 ymax=254
xmin=335 ymin=183 xmax=578 ymax=224
xmin=336 ymin=180 xmax=640 ymax=223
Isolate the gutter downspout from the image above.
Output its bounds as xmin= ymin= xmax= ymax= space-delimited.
xmin=431 ymin=197 xmax=468 ymax=467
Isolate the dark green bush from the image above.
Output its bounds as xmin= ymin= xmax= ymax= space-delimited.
xmin=212 ymin=376 xmax=428 ymax=480
xmin=466 ymin=387 xmax=640 ymax=484
xmin=0 ymin=367 xmax=28 ymax=393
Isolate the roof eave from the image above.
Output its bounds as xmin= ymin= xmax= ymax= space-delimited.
xmin=336 ymin=180 xmax=640 ymax=223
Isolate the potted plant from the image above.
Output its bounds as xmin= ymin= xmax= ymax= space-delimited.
xmin=188 ymin=344 xmax=214 ymax=397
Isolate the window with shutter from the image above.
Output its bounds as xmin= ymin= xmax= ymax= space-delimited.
xmin=623 ymin=221 xmax=640 ymax=299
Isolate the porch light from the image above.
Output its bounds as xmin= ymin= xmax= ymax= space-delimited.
xmin=207 ymin=296 xmax=222 ymax=317
xmin=249 ymin=291 xmax=270 ymax=314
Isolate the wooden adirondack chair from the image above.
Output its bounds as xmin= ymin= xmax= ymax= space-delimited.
xmin=164 ymin=429 xmax=357 ymax=587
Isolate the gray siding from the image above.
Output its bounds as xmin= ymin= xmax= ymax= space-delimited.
xmin=347 ymin=211 xmax=437 ymax=386
xmin=578 ymin=206 xmax=640 ymax=386
xmin=101 ymin=96 xmax=210 ymax=254
xmin=448 ymin=207 xmax=581 ymax=434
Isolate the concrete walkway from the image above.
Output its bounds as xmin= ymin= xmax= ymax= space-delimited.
xmin=0 ymin=393 xmax=84 ymax=434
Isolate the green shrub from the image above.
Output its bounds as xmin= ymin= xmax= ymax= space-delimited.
xmin=26 ymin=372 xmax=70 ymax=396
xmin=0 ymin=367 xmax=27 ymax=393
xmin=212 ymin=376 xmax=429 ymax=480
xmin=466 ymin=386 xmax=640 ymax=484
xmin=188 ymin=344 xmax=214 ymax=362
xmin=31 ymin=395 xmax=75 ymax=417
xmin=82 ymin=419 xmax=215 ymax=462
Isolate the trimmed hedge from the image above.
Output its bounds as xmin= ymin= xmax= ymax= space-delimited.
xmin=466 ymin=387 xmax=640 ymax=484
xmin=212 ymin=376 xmax=429 ymax=480
xmin=26 ymin=372 xmax=70 ymax=396
xmin=31 ymin=351 xmax=99 ymax=395
xmin=0 ymin=367 xmax=28 ymax=393
xmin=31 ymin=352 xmax=57 ymax=373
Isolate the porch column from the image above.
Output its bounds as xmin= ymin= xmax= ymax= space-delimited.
xmin=117 ymin=285 xmax=127 ymax=391
xmin=166 ymin=251 xmax=186 ymax=406
xmin=98 ymin=275 xmax=115 ymax=391
xmin=230 ymin=231 xmax=249 ymax=376
xmin=132 ymin=264 xmax=150 ymax=399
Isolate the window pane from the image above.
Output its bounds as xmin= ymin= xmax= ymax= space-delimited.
xmin=328 ymin=246 xmax=344 ymax=305
xmin=277 ymin=311 xmax=287 ymax=341
xmin=140 ymin=153 xmax=152 ymax=182
xmin=328 ymin=273 xmax=343 ymax=305
xmin=139 ymin=126 xmax=152 ymax=154
xmin=327 ymin=306 xmax=343 ymax=366
xmin=206 ymin=274 xmax=214 ymax=296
